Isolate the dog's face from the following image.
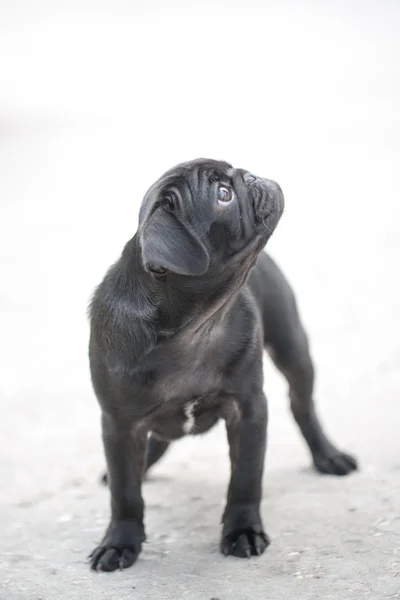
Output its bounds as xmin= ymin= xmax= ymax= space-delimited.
xmin=139 ymin=159 xmax=284 ymax=277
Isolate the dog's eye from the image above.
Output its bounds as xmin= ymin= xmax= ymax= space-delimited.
xmin=148 ymin=264 xmax=168 ymax=276
xmin=217 ymin=186 xmax=234 ymax=205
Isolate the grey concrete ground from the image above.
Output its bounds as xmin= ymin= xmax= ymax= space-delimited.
xmin=0 ymin=1 xmax=399 ymax=599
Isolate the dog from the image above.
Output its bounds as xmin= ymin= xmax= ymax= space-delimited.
xmin=88 ymin=158 xmax=357 ymax=572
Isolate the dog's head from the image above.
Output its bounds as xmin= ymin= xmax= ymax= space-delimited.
xmin=139 ymin=158 xmax=284 ymax=277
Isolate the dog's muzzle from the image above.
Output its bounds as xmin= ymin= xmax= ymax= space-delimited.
xmin=244 ymin=173 xmax=285 ymax=228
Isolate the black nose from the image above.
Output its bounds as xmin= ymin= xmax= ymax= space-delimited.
xmin=244 ymin=172 xmax=257 ymax=184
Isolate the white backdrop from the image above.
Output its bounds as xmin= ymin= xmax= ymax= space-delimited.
xmin=0 ymin=2 xmax=399 ymax=593
xmin=1 ymin=0 xmax=400 ymax=482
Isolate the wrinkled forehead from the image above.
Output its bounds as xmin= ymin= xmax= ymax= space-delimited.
xmin=139 ymin=159 xmax=234 ymax=222
xmin=162 ymin=158 xmax=233 ymax=180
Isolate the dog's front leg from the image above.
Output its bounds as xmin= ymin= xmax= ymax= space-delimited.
xmin=90 ymin=413 xmax=147 ymax=572
xmin=221 ymin=391 xmax=270 ymax=558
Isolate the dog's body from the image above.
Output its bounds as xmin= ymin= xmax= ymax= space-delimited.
xmin=88 ymin=159 xmax=357 ymax=572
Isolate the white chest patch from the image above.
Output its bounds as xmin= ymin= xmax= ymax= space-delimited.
xmin=182 ymin=400 xmax=198 ymax=435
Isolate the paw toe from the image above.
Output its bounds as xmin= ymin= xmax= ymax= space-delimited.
xmin=315 ymin=451 xmax=358 ymax=476
xmin=221 ymin=529 xmax=270 ymax=558
xmin=90 ymin=545 xmax=139 ymax=572
xmin=233 ymin=533 xmax=252 ymax=558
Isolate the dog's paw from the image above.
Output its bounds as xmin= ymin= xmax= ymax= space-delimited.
xmin=89 ymin=520 xmax=145 ymax=572
xmin=221 ymin=503 xmax=269 ymax=558
xmin=314 ymin=450 xmax=358 ymax=476
xmin=221 ymin=526 xmax=270 ymax=558
xmin=90 ymin=545 xmax=138 ymax=572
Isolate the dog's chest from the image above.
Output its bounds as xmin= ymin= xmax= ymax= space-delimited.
xmin=149 ymin=324 xmax=225 ymax=401
xmin=149 ymin=394 xmax=222 ymax=440
xmin=130 ymin=323 xmax=227 ymax=436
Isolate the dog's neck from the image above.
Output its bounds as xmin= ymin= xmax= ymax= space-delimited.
xmin=156 ymin=271 xmax=238 ymax=335
xmin=120 ymin=235 xmax=252 ymax=339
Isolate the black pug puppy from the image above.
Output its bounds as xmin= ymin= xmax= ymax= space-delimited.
xmin=88 ymin=158 xmax=357 ymax=572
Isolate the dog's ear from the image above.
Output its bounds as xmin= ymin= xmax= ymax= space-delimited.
xmin=140 ymin=208 xmax=209 ymax=276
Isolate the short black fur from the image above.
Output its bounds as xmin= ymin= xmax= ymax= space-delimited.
xmin=88 ymin=158 xmax=357 ymax=572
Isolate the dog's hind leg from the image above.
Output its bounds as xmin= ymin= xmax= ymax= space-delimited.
xmin=266 ymin=315 xmax=358 ymax=476
xmin=146 ymin=436 xmax=170 ymax=470
xmin=101 ymin=436 xmax=170 ymax=485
